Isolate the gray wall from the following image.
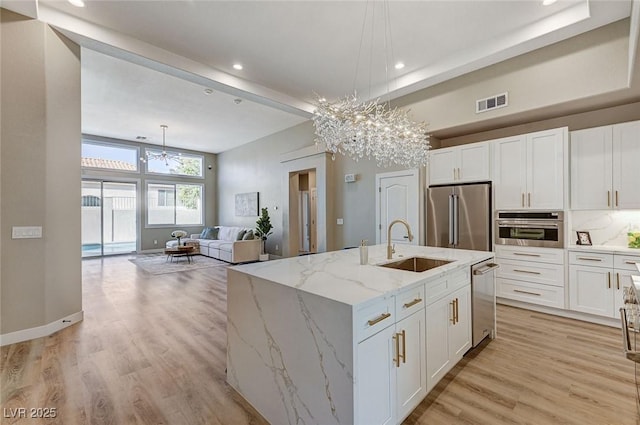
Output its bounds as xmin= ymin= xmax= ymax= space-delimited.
xmin=1 ymin=9 xmax=82 ymax=333
xmin=217 ymin=122 xmax=316 ymax=256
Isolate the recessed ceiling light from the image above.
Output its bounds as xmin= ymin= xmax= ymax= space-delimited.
xmin=542 ymin=0 xmax=557 ymax=5
xmin=394 ymin=62 xmax=405 ymax=70
xmin=234 ymin=98 xmax=242 ymax=105
xmin=68 ymin=0 xmax=85 ymax=7
xmin=136 ymin=136 xmax=147 ymax=141
xmin=204 ymin=88 xmax=214 ymax=95
xmin=233 ymin=63 xmax=243 ymax=70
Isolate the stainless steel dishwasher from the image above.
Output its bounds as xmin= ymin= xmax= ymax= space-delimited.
xmin=471 ymin=260 xmax=499 ymax=347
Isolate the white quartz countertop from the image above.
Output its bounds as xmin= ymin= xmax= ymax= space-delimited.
xmin=567 ymin=244 xmax=640 ymax=255
xmin=229 ymin=244 xmax=494 ymax=306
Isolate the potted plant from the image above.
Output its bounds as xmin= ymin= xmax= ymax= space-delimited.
xmin=256 ymin=207 xmax=273 ymax=261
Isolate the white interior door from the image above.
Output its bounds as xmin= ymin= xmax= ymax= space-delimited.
xmin=376 ymin=170 xmax=419 ymax=245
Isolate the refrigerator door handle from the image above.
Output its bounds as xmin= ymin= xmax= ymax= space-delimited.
xmin=448 ymin=194 xmax=455 ymax=246
xmin=452 ymin=194 xmax=459 ymax=246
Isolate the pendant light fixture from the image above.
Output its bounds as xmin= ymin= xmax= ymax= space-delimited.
xmin=143 ymin=125 xmax=182 ymax=166
xmin=312 ymin=1 xmax=430 ymax=168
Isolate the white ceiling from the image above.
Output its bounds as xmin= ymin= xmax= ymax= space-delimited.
xmin=6 ymin=0 xmax=634 ymax=153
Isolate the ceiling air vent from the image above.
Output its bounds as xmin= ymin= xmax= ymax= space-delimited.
xmin=476 ymin=92 xmax=508 ymax=114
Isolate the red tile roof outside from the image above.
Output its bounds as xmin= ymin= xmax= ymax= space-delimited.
xmin=82 ymin=157 xmax=137 ymax=171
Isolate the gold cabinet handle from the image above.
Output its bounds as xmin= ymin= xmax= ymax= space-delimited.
xmin=607 ymin=190 xmax=611 ymax=207
xmin=367 ymin=312 xmax=391 ymax=326
xmin=457 ymin=168 xmax=461 ymax=180
xmin=514 ymin=289 xmax=541 ymax=296
xmin=616 ymin=190 xmax=619 ymax=207
xmin=528 ymin=192 xmax=531 ymax=207
xmin=403 ymin=298 xmax=423 ymax=309
xmin=393 ymin=333 xmax=400 ymax=367
xmin=625 ymin=261 xmax=639 ymax=265
xmin=454 ymin=298 xmax=459 ymax=324
xmin=607 ymin=272 xmax=611 ymax=289
xmin=577 ymin=257 xmax=603 ymax=262
xmin=522 ymin=193 xmax=525 ymax=208
xmin=450 ymin=300 xmax=456 ymax=324
xmin=513 ymin=269 xmax=541 ymax=275
xmin=400 ymin=329 xmax=406 ymax=364
xmin=617 ymin=273 xmax=620 ymax=290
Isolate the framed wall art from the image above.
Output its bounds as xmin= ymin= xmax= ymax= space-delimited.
xmin=235 ymin=192 xmax=259 ymax=216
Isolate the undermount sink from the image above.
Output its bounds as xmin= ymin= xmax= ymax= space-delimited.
xmin=378 ymin=256 xmax=453 ymax=273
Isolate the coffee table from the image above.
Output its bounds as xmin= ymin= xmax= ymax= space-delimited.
xmin=164 ymin=245 xmax=197 ymax=263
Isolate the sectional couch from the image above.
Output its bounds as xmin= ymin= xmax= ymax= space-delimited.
xmin=167 ymin=226 xmax=262 ymax=264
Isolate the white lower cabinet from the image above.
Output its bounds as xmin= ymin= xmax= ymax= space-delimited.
xmin=356 ymin=292 xmax=426 ymax=425
xmin=425 ymin=284 xmax=471 ymax=392
xmin=569 ymin=251 xmax=640 ymax=318
xmin=495 ymin=246 xmax=566 ymax=308
xmin=356 ymin=273 xmax=473 ymax=425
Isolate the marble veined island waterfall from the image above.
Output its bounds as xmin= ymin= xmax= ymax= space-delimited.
xmin=226 ymin=244 xmax=495 ymax=425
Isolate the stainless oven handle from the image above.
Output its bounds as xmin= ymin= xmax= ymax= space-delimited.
xmin=498 ymin=223 xmax=559 ymax=229
xmin=620 ymin=308 xmax=640 ymax=363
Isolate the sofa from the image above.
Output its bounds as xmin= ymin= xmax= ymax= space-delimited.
xmin=167 ymin=226 xmax=261 ymax=264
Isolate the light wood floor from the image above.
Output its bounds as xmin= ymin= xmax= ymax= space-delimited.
xmin=1 ymin=255 xmax=638 ymax=424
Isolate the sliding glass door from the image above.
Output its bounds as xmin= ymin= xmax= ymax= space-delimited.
xmin=82 ymin=180 xmax=137 ymax=257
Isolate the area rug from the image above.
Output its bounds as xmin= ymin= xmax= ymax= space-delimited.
xmin=129 ymin=254 xmax=228 ymax=275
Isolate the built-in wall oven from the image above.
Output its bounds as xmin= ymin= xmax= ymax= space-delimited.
xmin=495 ymin=211 xmax=564 ymax=248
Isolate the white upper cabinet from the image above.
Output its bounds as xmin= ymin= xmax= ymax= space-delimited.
xmin=571 ymin=120 xmax=640 ymax=210
xmin=613 ymin=121 xmax=640 ymax=209
xmin=493 ymin=128 xmax=566 ymax=210
xmin=428 ymin=142 xmax=490 ymax=186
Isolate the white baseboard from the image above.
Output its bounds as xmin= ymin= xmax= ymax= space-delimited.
xmin=0 ymin=310 xmax=84 ymax=346
xmin=497 ymin=298 xmax=619 ymax=328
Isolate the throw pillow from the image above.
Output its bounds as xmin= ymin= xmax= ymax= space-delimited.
xmin=200 ymin=227 xmax=219 ymax=240
xmin=236 ymin=229 xmax=247 ymax=240
xmin=242 ymin=229 xmax=254 ymax=240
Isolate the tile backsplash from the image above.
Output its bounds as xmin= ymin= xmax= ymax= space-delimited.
xmin=570 ymin=210 xmax=640 ymax=246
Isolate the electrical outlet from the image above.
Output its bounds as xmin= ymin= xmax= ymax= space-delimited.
xmin=275 ymin=244 xmax=279 ymax=251
xmin=337 ymin=218 xmax=344 ymax=225
xmin=154 ymin=240 xmax=158 ymax=244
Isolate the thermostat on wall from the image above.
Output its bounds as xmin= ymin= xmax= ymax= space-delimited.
xmin=344 ymin=173 xmax=356 ymax=183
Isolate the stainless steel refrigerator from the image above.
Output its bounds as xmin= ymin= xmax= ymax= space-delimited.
xmin=426 ymin=182 xmax=492 ymax=251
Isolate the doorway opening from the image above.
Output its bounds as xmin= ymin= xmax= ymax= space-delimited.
xmin=289 ymin=169 xmax=317 ymax=256
xmin=82 ymin=180 xmax=138 ymax=257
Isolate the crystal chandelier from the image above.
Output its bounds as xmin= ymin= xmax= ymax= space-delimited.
xmin=312 ymin=3 xmax=430 ymax=168
xmin=144 ymin=124 xmax=182 ymax=166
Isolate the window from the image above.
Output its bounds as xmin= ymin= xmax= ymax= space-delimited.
xmin=145 ymin=151 xmax=204 ymax=178
xmin=82 ymin=140 xmax=139 ymax=172
xmin=147 ymin=182 xmax=203 ymax=226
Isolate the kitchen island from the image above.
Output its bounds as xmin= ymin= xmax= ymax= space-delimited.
xmin=226 ymin=244 xmax=494 ymax=425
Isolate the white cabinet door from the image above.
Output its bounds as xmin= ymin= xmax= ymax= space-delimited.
xmin=356 ymin=325 xmax=397 ymax=425
xmin=429 ymin=148 xmax=456 ymax=186
xmin=425 ymin=294 xmax=452 ymax=392
xmin=613 ymin=121 xmax=640 ymax=209
xmin=449 ymin=285 xmax=472 ymax=361
xmin=569 ymin=266 xmax=614 ymax=317
xmin=395 ymin=310 xmax=427 ymax=422
xmin=570 ymin=126 xmax=612 ymax=210
xmin=429 ymin=143 xmax=490 ymax=186
xmin=494 ymin=135 xmax=527 ymax=210
xmin=527 ymin=128 xmax=565 ymax=210
xmin=458 ymin=142 xmax=490 ymax=183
